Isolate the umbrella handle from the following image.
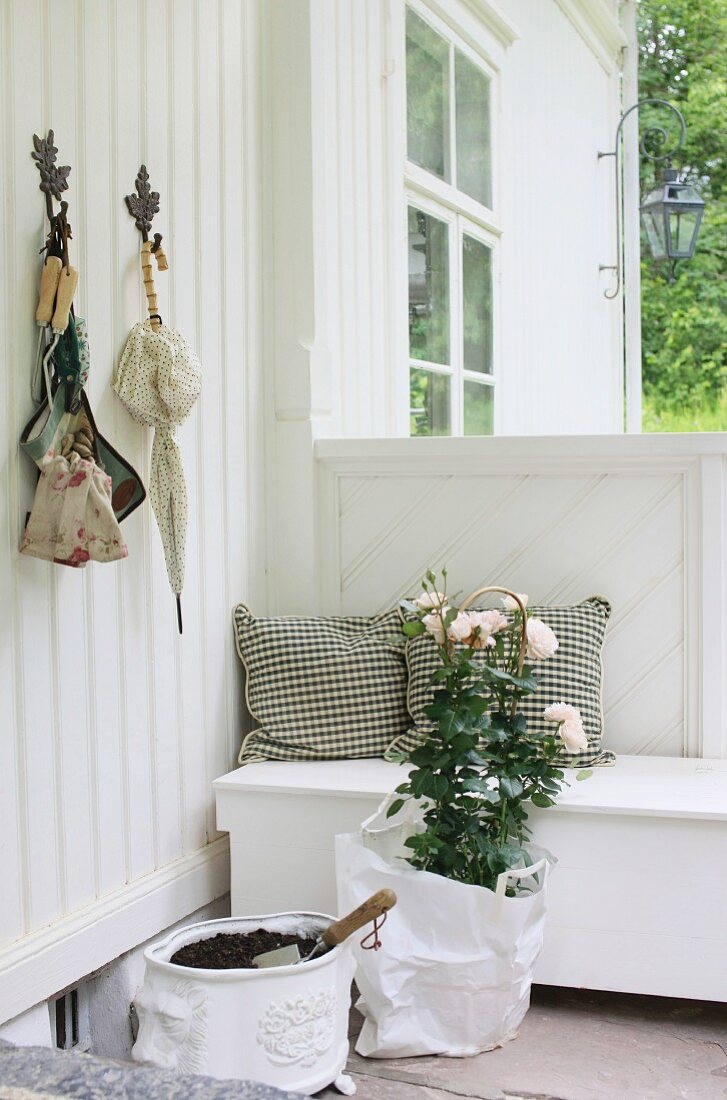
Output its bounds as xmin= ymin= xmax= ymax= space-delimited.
xmin=141 ymin=242 xmax=161 ymax=331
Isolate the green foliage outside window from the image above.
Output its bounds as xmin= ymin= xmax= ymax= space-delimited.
xmin=638 ymin=1 xmax=727 ymax=430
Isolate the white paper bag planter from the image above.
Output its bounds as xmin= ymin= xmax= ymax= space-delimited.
xmin=132 ymin=914 xmax=357 ymax=1096
xmin=336 ymin=799 xmax=553 ymax=1059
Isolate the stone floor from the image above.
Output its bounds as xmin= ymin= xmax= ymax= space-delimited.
xmin=318 ymin=986 xmax=727 ymax=1100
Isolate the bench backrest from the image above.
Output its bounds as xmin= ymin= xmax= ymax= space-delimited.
xmin=310 ymin=436 xmax=727 ymax=760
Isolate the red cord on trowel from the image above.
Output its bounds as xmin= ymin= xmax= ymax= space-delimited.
xmin=360 ymin=910 xmax=388 ymax=951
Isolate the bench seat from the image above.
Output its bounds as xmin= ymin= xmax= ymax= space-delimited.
xmin=213 ymin=755 xmax=727 ymax=1001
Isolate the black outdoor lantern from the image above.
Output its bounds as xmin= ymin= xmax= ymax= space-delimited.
xmin=599 ymin=98 xmax=706 ymax=297
xmin=640 ymin=168 xmax=705 ymax=264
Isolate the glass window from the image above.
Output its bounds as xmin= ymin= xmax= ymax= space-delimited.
xmin=455 ymin=51 xmax=492 ymax=207
xmin=410 ymin=367 xmax=451 ymax=436
xmin=406 ymin=8 xmax=450 ymax=182
xmin=404 ymin=6 xmax=497 ymax=437
xmin=408 ymin=207 xmax=450 ymax=366
xmin=463 ymin=379 xmax=494 ymax=435
xmin=462 ymin=234 xmax=493 ymax=374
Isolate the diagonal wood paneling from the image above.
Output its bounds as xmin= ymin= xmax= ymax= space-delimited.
xmin=322 ymin=455 xmax=701 ymax=759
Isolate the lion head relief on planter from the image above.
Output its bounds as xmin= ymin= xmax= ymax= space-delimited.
xmin=132 ymin=976 xmax=208 ymax=1075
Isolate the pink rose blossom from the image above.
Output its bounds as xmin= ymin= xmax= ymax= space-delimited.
xmin=502 ymin=592 xmax=529 ymax=611
xmin=422 ymin=613 xmax=446 ymax=645
xmin=414 ymin=591 xmax=447 ymax=611
xmin=559 ymin=720 xmax=588 ymax=753
xmin=544 ymin=703 xmax=588 ymax=753
xmin=543 ymin=703 xmax=580 ymax=724
xmin=467 ymin=609 xmax=508 ymax=649
xmin=447 ymin=611 xmax=473 ymax=643
xmin=526 ymin=618 xmax=559 ymax=661
xmin=68 ymin=470 xmax=87 ymax=488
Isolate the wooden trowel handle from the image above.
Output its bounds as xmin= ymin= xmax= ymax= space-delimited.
xmin=322 ymin=889 xmax=397 ymax=948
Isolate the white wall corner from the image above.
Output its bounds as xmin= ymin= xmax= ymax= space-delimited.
xmin=264 ymin=0 xmax=338 ymax=610
xmin=553 ymin=0 xmax=628 ymax=73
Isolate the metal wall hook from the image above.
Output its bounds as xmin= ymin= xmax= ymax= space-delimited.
xmin=125 ymin=164 xmax=161 ymax=243
xmin=125 ymin=165 xmax=168 ymax=329
xmin=32 ymin=130 xmax=73 ymax=265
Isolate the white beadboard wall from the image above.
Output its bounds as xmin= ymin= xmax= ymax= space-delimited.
xmin=0 ymin=0 xmax=265 ymax=1016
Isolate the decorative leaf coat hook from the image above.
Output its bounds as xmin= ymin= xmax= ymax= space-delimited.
xmin=31 ymin=130 xmax=79 ymax=363
xmin=125 ymin=165 xmax=168 ymax=332
xmin=32 ymin=129 xmax=71 ymax=223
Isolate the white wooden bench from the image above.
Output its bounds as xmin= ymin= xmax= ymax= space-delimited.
xmin=214 ymin=755 xmax=727 ymax=1002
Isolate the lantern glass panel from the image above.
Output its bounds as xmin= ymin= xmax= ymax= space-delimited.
xmin=667 ymin=208 xmax=700 ymax=257
xmin=641 ymin=208 xmax=667 ymax=260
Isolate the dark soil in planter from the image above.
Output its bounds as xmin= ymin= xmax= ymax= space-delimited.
xmin=170 ymin=929 xmax=320 ymax=969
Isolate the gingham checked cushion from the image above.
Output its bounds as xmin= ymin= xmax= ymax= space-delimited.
xmin=405 ymin=596 xmax=615 ymax=768
xmin=233 ymin=604 xmax=416 ymax=763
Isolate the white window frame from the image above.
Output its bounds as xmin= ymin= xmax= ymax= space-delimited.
xmin=400 ymin=0 xmax=502 ymax=437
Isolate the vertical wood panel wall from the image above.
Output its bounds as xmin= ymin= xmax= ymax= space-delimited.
xmin=0 ymin=0 xmax=264 ymax=976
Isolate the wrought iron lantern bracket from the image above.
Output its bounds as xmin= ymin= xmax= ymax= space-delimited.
xmin=598 ymin=98 xmax=687 ymax=299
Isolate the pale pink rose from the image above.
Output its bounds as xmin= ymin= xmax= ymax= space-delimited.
xmin=467 ymin=609 xmax=508 ymax=649
xmin=422 ymin=612 xmax=446 ymax=645
xmin=414 ymin=591 xmax=447 ymax=611
xmin=544 ymin=703 xmax=588 ymax=753
xmin=559 ymin=719 xmax=588 ymax=753
xmin=502 ymin=592 xmax=529 ymax=611
xmin=446 ymin=611 xmax=473 ymax=643
xmin=526 ymin=618 xmax=559 ymax=661
xmin=543 ymin=702 xmax=580 ymax=724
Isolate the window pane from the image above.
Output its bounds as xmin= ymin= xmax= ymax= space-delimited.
xmin=409 ymin=207 xmax=450 ymax=365
xmin=406 ymin=8 xmax=450 ymax=181
xmin=455 ymin=51 xmax=491 ymax=207
xmin=464 ymin=380 xmax=493 ymax=435
xmin=462 ymin=234 xmax=493 ymax=374
xmin=410 ymin=367 xmax=451 ymax=436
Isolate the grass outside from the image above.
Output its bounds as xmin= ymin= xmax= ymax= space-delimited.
xmin=643 ymin=390 xmax=727 ymax=433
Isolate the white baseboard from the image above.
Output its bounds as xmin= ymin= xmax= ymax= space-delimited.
xmin=0 ymin=838 xmax=230 ymax=1025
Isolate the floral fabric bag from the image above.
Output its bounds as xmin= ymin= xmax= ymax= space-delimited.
xmin=20 ymin=382 xmax=128 ymax=568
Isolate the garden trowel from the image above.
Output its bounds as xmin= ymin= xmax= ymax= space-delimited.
xmin=252 ymin=889 xmax=397 ymax=968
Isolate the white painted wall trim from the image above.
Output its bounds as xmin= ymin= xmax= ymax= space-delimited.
xmin=422 ymin=0 xmax=520 ymax=56
xmin=553 ymin=0 xmax=628 ymax=73
xmin=0 ymin=839 xmax=229 ymax=1026
xmin=315 ymin=432 xmax=727 ymax=466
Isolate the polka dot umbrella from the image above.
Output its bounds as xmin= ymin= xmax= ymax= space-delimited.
xmin=113 ymin=168 xmax=201 ymax=632
xmin=114 ymin=320 xmax=201 ymax=632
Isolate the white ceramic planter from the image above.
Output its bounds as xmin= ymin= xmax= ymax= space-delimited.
xmin=132 ymin=912 xmax=357 ymax=1096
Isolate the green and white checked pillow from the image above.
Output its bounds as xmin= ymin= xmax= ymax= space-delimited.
xmin=405 ymin=596 xmax=615 ymax=769
xmin=233 ymin=604 xmax=416 ymax=764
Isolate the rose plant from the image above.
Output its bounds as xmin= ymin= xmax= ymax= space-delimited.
xmin=389 ymin=570 xmax=590 ymax=892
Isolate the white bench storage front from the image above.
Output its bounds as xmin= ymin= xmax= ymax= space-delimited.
xmin=214 ymin=755 xmax=727 ymax=1003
